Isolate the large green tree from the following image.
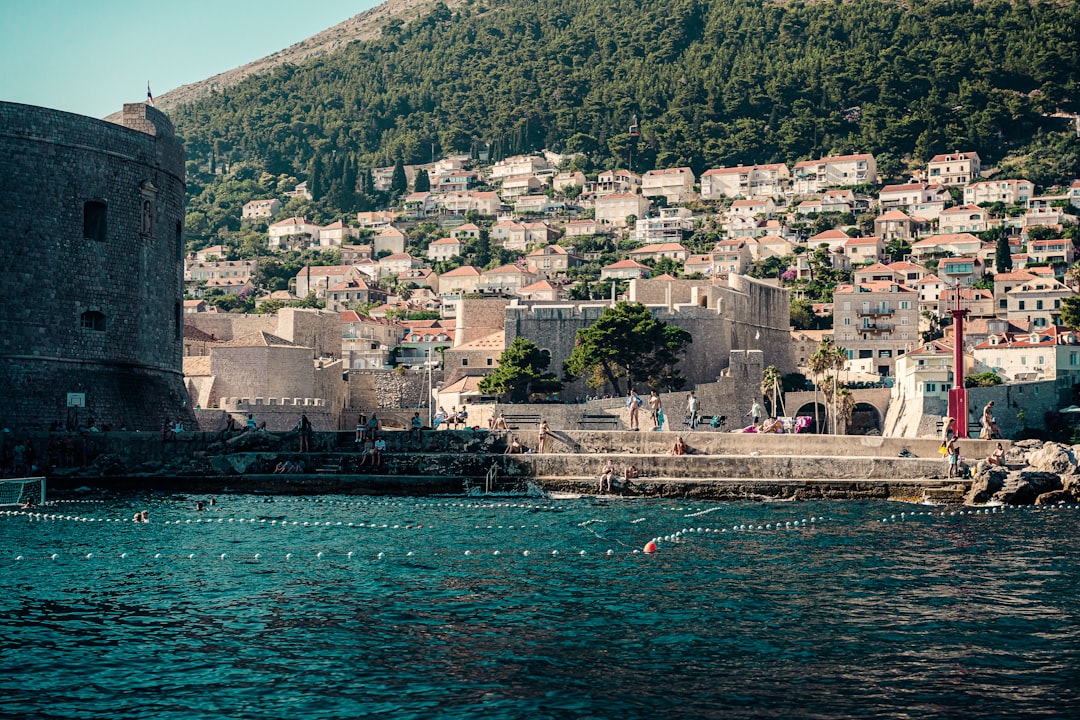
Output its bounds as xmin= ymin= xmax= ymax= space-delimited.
xmin=479 ymin=338 xmax=561 ymax=402
xmin=563 ymin=301 xmax=692 ymax=394
xmin=1060 ymin=295 xmax=1080 ymax=331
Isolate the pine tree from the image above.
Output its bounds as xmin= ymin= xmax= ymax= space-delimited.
xmin=414 ymin=168 xmax=430 ymax=192
xmin=995 ymin=231 xmax=1013 ymax=274
xmin=390 ymin=156 xmax=407 ymax=198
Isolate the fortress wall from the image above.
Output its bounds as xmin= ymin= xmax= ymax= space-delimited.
xmin=0 ymin=102 xmax=190 ymax=431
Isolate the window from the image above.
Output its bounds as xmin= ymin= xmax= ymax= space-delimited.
xmin=83 ymin=201 xmax=107 ymax=241
xmin=486 ymin=358 xmax=493 ymax=366
xmin=900 ymin=301 xmax=910 ymax=310
xmin=1071 ymin=352 xmax=1078 ymax=366
xmin=859 ymin=349 xmax=873 ymax=359
xmin=461 ymin=358 xmax=469 ymax=366
xmin=1019 ymin=301 xmax=1026 ymax=310
xmin=879 ymin=350 xmax=892 ymax=358
xmin=1037 ymin=300 xmax=1044 ymax=310
xmin=844 ymin=317 xmax=851 ymax=326
xmin=926 ymin=383 xmax=937 ymax=392
xmin=80 ymin=310 xmax=105 ymax=332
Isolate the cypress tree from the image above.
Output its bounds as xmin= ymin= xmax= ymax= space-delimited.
xmin=995 ymin=231 xmax=1013 ymax=274
xmin=391 ymin=156 xmax=408 ymax=197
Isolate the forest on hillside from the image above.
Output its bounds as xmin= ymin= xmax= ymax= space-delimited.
xmin=173 ymin=0 xmax=1080 ymax=231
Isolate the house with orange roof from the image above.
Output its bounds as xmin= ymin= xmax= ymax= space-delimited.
xmin=324 ymin=278 xmax=388 ymax=312
xmin=438 ymin=265 xmax=482 ymax=295
xmin=1005 ymin=277 xmax=1073 ymax=328
xmin=319 ymin=219 xmax=359 ymax=250
xmin=379 ymin=252 xmax=423 ymax=276
xmin=683 ymin=254 xmax=714 ymax=276
xmin=490 ymin=220 xmax=527 ymax=249
xmin=833 ymin=280 xmax=919 ymax=377
xmin=726 ymin=198 xmax=778 ymax=220
xmin=934 ymin=285 xmax=994 ymax=318
xmin=887 ymin=260 xmax=929 ymax=284
xmin=522 ymin=221 xmax=559 ymax=245
xmin=294 ymin=265 xmax=364 ymax=299
xmin=916 ymin=273 xmax=945 ymax=304
xmin=711 ymin=239 xmax=753 ymax=274
xmin=641 ymin=167 xmax=696 ymax=204
xmin=792 ymin=153 xmax=876 ymax=194
xmin=340 ymin=311 xmax=403 ymax=370
xmin=525 ymin=244 xmax=581 ymax=277
xmin=501 ymin=175 xmax=544 ymax=199
xmin=595 ymin=169 xmax=642 ymax=196
xmin=553 ymin=171 xmax=586 ymax=192
xmin=910 ymin=232 xmax=982 ymax=259
xmin=595 ymin=192 xmax=651 ymax=227
xmin=340 ymin=245 xmax=373 ymax=266
xmin=700 ymin=163 xmax=790 ymax=200
xmin=193 ymin=245 xmax=227 ymax=262
xmin=964 ymin=179 xmax=1034 ymax=206
xmin=1027 ymin=238 xmax=1075 ymax=266
xmin=874 ymin=209 xmax=922 ymax=241
xmin=489 ymin=154 xmax=551 ymax=181
xmin=562 ymin=219 xmax=601 ymax=238
xmin=451 ymin=223 xmax=482 ymax=240
xmin=927 ymin=152 xmax=981 ymax=186
xmin=973 ymin=325 xmax=1080 ymax=382
xmin=992 ymin=270 xmax=1038 ymax=316
xmin=183 ymin=299 xmax=208 ymax=314
xmin=478 ymin=265 xmax=538 ymax=295
xmin=853 ymin=262 xmax=901 ymax=284
xmin=242 ymin=198 xmax=281 ymax=220
xmin=402 ymin=192 xmax=436 ymax=219
xmin=202 ymin=277 xmax=255 ymax=296
xmin=185 ymin=259 xmax=258 ymax=283
xmin=879 ymin=182 xmax=949 ymax=218
xmin=355 ymin=211 xmax=396 ymax=229
xmin=268 ymin=216 xmax=322 ymax=251
xmin=373 ymin=226 xmax=406 ymax=256
xmin=755 ymin=234 xmax=794 ymax=260
xmin=938 ymin=205 xmax=990 ymax=234
xmin=634 ymin=207 xmax=695 ymax=244
xmin=938 ymin=256 xmax=985 ymax=286
xmin=807 ymin=228 xmax=852 ymax=253
xmin=442 ymin=332 xmax=507 ymax=384
xmin=517 ymin=279 xmax=563 ymax=302
xmin=844 ymin=236 xmax=885 ymax=265
xmin=427 ymin=236 xmax=463 ymax=262
xmin=627 ymin=242 xmax=690 ymax=263
xmin=601 ymin=259 xmax=651 ymax=280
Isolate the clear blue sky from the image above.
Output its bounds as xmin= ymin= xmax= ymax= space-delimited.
xmin=0 ymin=0 xmax=380 ymax=119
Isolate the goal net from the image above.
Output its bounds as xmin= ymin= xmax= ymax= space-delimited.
xmin=0 ymin=477 xmax=46 ymax=507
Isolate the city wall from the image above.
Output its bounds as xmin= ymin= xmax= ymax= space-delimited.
xmin=0 ymin=101 xmax=190 ymax=432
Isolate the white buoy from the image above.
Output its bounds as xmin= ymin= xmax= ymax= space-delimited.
xmin=50 ymin=553 xmax=58 ymax=560
xmin=86 ymin=553 xmax=93 ymax=559
xmin=285 ymin=553 xmax=292 ymax=560
xmin=377 ymin=552 xmax=384 ymax=559
xmin=220 ymin=553 xmax=227 ymax=560
xmin=523 ymin=550 xmax=530 ymax=557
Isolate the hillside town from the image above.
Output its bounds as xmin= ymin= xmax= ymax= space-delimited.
xmin=182 ymin=149 xmax=1080 ymax=440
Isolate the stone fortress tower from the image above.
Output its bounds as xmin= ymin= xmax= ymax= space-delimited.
xmin=0 ymin=102 xmax=192 ymax=432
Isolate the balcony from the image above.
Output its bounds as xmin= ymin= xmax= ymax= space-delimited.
xmin=859 ymin=322 xmax=894 ymax=333
xmin=856 ymin=308 xmax=895 ymax=317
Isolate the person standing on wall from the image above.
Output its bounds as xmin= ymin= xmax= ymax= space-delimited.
xmin=626 ymin=388 xmax=643 ymax=431
xmin=648 ymin=391 xmax=662 ymax=429
xmin=686 ymin=391 xmax=699 ymax=430
xmin=747 ymin=399 xmax=763 ymax=428
xmin=297 ymin=414 xmax=312 ymax=452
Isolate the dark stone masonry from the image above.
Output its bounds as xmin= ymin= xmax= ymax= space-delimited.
xmin=0 ymin=102 xmax=191 ymax=433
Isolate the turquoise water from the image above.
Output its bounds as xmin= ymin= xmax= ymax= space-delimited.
xmin=2 ymin=495 xmax=1079 ymax=719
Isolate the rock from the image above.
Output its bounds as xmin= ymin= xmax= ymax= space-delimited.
xmin=224 ymin=430 xmax=282 ymax=452
xmin=1025 ymin=443 xmax=1077 ymax=475
xmin=966 ymin=468 xmax=1006 ymax=505
xmin=992 ymin=470 xmax=1063 ymax=505
xmin=1035 ymin=489 xmax=1078 ymax=505
xmin=1014 ymin=439 xmax=1043 ymax=449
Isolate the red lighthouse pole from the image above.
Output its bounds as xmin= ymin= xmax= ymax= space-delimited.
xmin=948 ymin=286 xmax=970 ymax=438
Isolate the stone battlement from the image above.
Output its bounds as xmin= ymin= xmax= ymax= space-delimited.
xmin=221 ymin=397 xmax=328 ymax=408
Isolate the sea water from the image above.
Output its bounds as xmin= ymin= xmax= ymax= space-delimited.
xmin=2 ymin=495 xmax=1079 ymax=719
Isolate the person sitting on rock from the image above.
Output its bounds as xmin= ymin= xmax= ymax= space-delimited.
xmin=987 ymin=442 xmax=1006 ymax=467
xmin=599 ymin=460 xmax=617 ymax=493
xmin=671 ymin=436 xmax=687 ymax=456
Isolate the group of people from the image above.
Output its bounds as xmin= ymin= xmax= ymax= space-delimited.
xmin=940 ymin=406 xmax=1007 ymax=478
xmin=625 ymin=390 xmax=666 ymax=431
xmin=433 ymin=406 xmax=469 ymax=429
xmin=598 ymin=461 xmax=639 ymax=493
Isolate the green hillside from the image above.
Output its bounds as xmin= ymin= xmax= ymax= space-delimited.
xmin=174 ymin=0 xmax=1080 ymax=238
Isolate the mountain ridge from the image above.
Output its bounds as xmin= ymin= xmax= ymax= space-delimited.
xmin=106 ymin=0 xmax=460 ymax=121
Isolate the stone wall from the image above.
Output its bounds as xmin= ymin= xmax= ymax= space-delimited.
xmin=455 ymin=297 xmax=512 ymax=347
xmin=0 ymin=101 xmax=190 ymax=432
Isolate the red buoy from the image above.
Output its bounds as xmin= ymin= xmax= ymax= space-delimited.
xmin=643 ymin=541 xmax=658 ymax=554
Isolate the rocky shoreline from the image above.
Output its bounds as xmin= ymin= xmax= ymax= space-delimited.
xmin=30 ymin=428 xmax=1080 ymax=506
xmin=967 ymin=440 xmax=1080 ymax=506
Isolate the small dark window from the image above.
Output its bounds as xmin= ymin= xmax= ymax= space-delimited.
xmin=461 ymin=358 xmax=469 ymax=366
xmin=176 ymin=221 xmax=184 ymax=260
xmin=83 ymin=201 xmax=107 ymax=241
xmin=80 ymin=310 xmax=106 ymax=332
xmin=175 ymin=302 xmax=182 ymax=341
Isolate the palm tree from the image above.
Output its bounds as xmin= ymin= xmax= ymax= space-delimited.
xmin=836 ymin=387 xmax=855 ymax=434
xmin=807 ymin=346 xmax=830 ymax=433
xmin=811 ymin=337 xmax=848 ymax=434
xmin=761 ymin=365 xmax=782 ymax=418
